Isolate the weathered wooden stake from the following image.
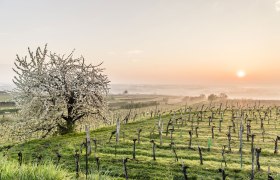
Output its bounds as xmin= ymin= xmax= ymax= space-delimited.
xmin=247 ymin=123 xmax=251 ymax=142
xmin=188 ymin=131 xmax=193 ymax=148
xmin=250 ymin=131 xmax=257 ymax=179
xmin=227 ymin=133 xmax=231 ymax=152
xmin=218 ymin=103 xmax=222 ymax=115
xmin=85 ymin=126 xmax=91 ymax=178
xmin=195 ymin=127 xmax=199 ymax=138
xmin=232 ymin=120 xmax=236 ymax=133
xmin=211 ymin=126 xmax=215 ymax=139
xmin=95 ymin=157 xmax=100 ymax=172
xmin=250 ymin=134 xmax=256 ymax=153
xmin=240 ymin=114 xmax=244 ymax=168
xmin=170 ymin=126 xmax=174 ymax=144
xmin=56 ymin=152 xmax=61 ymax=168
xmin=150 ymin=140 xmax=156 ymax=160
xmin=221 ymin=145 xmax=227 ymax=167
xmin=198 ymin=146 xmax=203 ymax=165
xmin=18 ymin=151 xmax=22 ymax=166
xmin=166 ymin=119 xmax=172 ymax=136
xmin=123 ymin=157 xmax=129 ymax=180
xmin=36 ymin=154 xmax=42 ymax=166
xmin=182 ymin=162 xmax=189 ymax=180
xmin=255 ymin=148 xmax=261 ymax=171
xmin=274 ymin=136 xmax=280 ymax=154
xmin=170 ymin=142 xmax=178 ymax=162
xmin=228 ymin=126 xmax=232 ymax=134
xmin=109 ymin=131 xmax=116 ymax=143
xmin=74 ymin=150 xmax=80 ymax=177
xmin=208 ymin=116 xmax=212 ymax=126
xmin=85 ymin=139 xmax=89 ymax=178
xmin=219 ymin=119 xmax=222 ymax=133
xmin=116 ymin=118 xmax=121 ymax=144
xmin=132 ymin=139 xmax=137 ymax=160
xmin=268 ymin=165 xmax=273 ymax=180
xmin=218 ymin=168 xmax=227 ymax=180
xmin=137 ymin=129 xmax=142 ymax=144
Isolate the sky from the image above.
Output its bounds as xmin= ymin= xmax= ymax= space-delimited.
xmin=1 ymin=0 xmax=280 ymax=86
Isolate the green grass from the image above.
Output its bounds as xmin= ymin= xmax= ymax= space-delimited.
xmin=2 ymin=109 xmax=280 ymax=179
xmin=0 ymin=155 xmax=114 ymax=180
xmin=0 ymin=156 xmax=71 ymax=180
xmin=0 ymin=92 xmax=12 ymax=102
xmin=0 ymin=108 xmax=19 ymax=115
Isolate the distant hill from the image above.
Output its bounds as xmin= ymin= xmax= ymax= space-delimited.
xmin=0 ymin=89 xmax=13 ymax=102
xmin=0 ymin=83 xmax=14 ymax=91
xmin=0 ymin=91 xmax=7 ymax=94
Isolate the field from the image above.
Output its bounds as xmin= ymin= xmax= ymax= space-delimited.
xmin=1 ymin=94 xmax=280 ymax=179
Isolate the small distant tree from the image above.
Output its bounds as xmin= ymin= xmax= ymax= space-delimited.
xmin=219 ymin=93 xmax=228 ymax=100
xmin=123 ymin=90 xmax=128 ymax=94
xmin=13 ymin=45 xmax=109 ymax=136
xmin=199 ymin=94 xmax=206 ymax=100
xmin=208 ymin=94 xmax=218 ymax=101
xmin=163 ymin=97 xmax=169 ymax=105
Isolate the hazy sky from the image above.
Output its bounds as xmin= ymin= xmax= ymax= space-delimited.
xmin=1 ymin=0 xmax=280 ymax=85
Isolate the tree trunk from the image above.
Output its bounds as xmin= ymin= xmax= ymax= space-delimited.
xmin=58 ymin=119 xmax=75 ymax=135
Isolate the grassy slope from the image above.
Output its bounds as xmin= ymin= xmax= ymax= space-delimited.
xmin=0 ymin=157 xmax=71 ymax=180
xmin=0 ymin=156 xmax=112 ymax=180
xmin=2 ymin=110 xmax=280 ymax=180
xmin=0 ymin=92 xmax=13 ymax=105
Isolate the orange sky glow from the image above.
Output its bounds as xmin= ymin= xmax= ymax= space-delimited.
xmin=0 ymin=0 xmax=280 ymax=87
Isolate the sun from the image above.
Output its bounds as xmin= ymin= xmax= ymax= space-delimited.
xmin=236 ymin=70 xmax=246 ymax=78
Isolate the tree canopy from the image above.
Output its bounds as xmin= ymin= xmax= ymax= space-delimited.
xmin=13 ymin=45 xmax=110 ymax=136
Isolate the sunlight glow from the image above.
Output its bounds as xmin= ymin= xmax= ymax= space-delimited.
xmin=236 ymin=70 xmax=246 ymax=78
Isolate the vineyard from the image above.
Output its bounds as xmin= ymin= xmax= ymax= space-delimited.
xmin=2 ymin=1 xmax=280 ymax=179
xmin=1 ymin=97 xmax=280 ymax=179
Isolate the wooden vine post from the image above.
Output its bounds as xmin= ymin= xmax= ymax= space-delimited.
xmin=85 ymin=125 xmax=91 ymax=178
xmin=123 ymin=157 xmax=129 ymax=180
xmin=239 ymin=114 xmax=243 ymax=169
xmin=74 ymin=149 xmax=80 ymax=178
xmin=198 ymin=146 xmax=203 ymax=165
xmin=18 ymin=151 xmax=22 ymax=166
xmin=150 ymin=140 xmax=156 ymax=160
xmin=132 ymin=139 xmax=137 ymax=160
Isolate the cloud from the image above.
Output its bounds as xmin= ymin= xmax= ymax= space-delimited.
xmin=127 ymin=50 xmax=143 ymax=55
xmin=275 ymin=0 xmax=280 ymax=12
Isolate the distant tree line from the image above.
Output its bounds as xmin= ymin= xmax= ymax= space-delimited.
xmin=120 ymin=101 xmax=159 ymax=109
xmin=0 ymin=102 xmax=15 ymax=107
xmin=208 ymin=93 xmax=228 ymax=101
xmin=0 ymin=91 xmax=7 ymax=94
xmin=183 ymin=94 xmax=206 ymax=102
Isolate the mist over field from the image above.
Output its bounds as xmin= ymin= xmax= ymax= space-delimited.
xmin=2 ymin=83 xmax=280 ymax=100
xmin=110 ymin=84 xmax=280 ymax=100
